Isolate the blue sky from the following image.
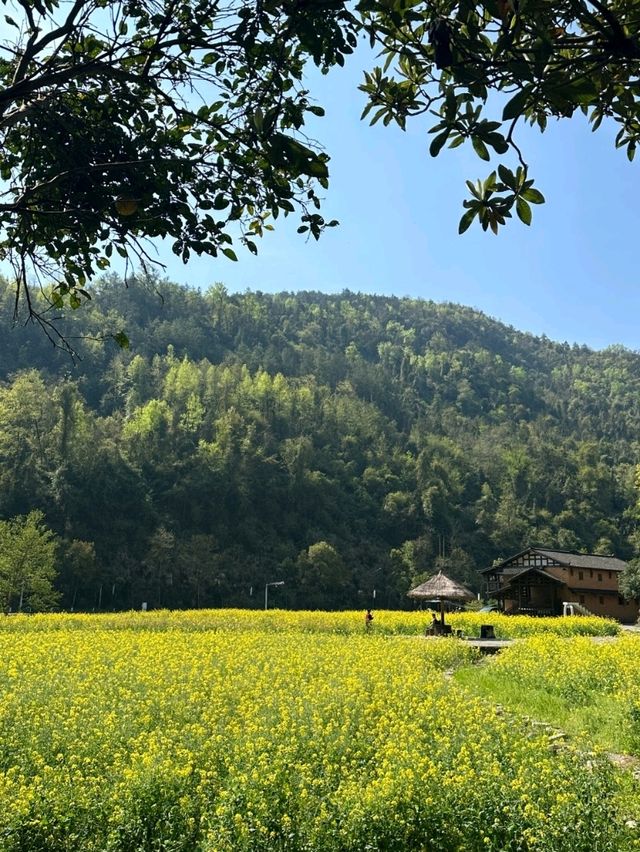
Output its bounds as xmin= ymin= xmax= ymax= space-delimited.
xmin=128 ymin=50 xmax=638 ymax=351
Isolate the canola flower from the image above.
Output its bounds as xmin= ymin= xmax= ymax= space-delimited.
xmin=0 ymin=607 xmax=619 ymax=638
xmin=0 ymin=617 xmax=628 ymax=851
xmin=490 ymin=635 xmax=640 ymax=704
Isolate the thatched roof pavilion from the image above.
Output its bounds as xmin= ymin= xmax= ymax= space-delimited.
xmin=407 ymin=570 xmax=474 ymax=627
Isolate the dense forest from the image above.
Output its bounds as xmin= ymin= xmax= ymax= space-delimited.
xmin=2 ymin=275 xmax=640 ymax=612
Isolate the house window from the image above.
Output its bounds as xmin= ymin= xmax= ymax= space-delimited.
xmin=579 ymin=595 xmax=585 ymax=604
xmin=598 ymin=573 xmax=603 ymax=582
xmin=570 ymin=567 xmax=574 ymax=576
xmin=599 ymin=596 xmax=604 ymax=605
xmin=619 ymin=596 xmax=626 ymax=606
xmin=578 ymin=571 xmax=584 ymax=580
xmin=590 ymin=569 xmax=593 ymax=578
xmin=520 ymin=586 xmax=531 ymax=601
xmin=609 ymin=572 xmax=612 ymax=579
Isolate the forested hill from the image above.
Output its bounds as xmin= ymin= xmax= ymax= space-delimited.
xmin=2 ymin=275 xmax=640 ymax=612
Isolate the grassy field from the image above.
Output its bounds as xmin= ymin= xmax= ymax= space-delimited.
xmin=456 ymin=634 xmax=640 ymax=754
xmin=0 ymin=610 xmax=635 ymax=851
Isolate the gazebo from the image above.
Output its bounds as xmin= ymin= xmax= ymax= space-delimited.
xmin=407 ymin=570 xmax=475 ymax=629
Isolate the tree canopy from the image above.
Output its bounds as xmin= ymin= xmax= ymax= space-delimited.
xmin=359 ymin=0 xmax=640 ymax=233
xmin=0 ymin=510 xmax=59 ymax=612
xmin=0 ymin=0 xmax=356 ymax=333
xmin=0 ymin=0 xmax=638 ymax=327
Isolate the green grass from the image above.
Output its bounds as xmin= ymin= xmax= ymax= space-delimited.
xmin=454 ymin=661 xmax=631 ymax=754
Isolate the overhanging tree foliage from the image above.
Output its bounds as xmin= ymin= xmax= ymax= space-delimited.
xmin=0 ymin=0 xmax=356 ymax=336
xmin=358 ymin=0 xmax=640 ymax=233
xmin=1 ymin=0 xmax=639 ymax=330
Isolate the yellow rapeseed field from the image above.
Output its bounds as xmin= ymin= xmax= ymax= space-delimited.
xmin=0 ymin=607 xmax=619 ymax=637
xmin=0 ymin=612 xmax=629 ymax=850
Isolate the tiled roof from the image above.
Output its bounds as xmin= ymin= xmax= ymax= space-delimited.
xmin=533 ymin=549 xmax=627 ymax=572
xmin=482 ymin=547 xmax=628 ymax=574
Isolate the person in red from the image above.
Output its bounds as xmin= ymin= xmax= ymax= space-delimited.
xmin=365 ymin=609 xmax=374 ymax=630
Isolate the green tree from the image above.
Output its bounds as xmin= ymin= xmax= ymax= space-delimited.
xmin=57 ymin=538 xmax=98 ymax=611
xmin=0 ymin=371 xmax=57 ymax=515
xmin=2 ymin=0 xmax=640 ymax=334
xmin=435 ymin=546 xmax=478 ymax=589
xmin=0 ymin=288 xmax=638 ymax=610
xmin=175 ymin=534 xmax=225 ymax=608
xmin=123 ymin=398 xmax=174 ymax=464
xmin=0 ymin=0 xmax=354 ymax=330
xmin=140 ymin=526 xmax=176 ymax=609
xmin=390 ymin=536 xmax=435 ymax=589
xmin=0 ymin=511 xmax=59 ymax=613
xmin=297 ymin=541 xmax=352 ymax=609
xmin=620 ymin=557 xmax=640 ymax=602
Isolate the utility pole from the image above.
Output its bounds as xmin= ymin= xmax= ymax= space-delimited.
xmin=264 ymin=581 xmax=285 ymax=610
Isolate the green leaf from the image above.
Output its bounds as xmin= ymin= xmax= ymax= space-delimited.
xmin=269 ymin=134 xmax=328 ymax=179
xmin=516 ymin=197 xmax=532 ymax=225
xmin=484 ymin=171 xmax=497 ymax=192
xmin=502 ymin=87 xmax=532 ymax=121
xmin=254 ymin=108 xmax=265 ymax=133
xmin=472 ymin=136 xmax=490 ymax=161
xmin=113 ymin=331 xmax=130 ymax=349
xmin=458 ymin=208 xmax=477 ymax=234
xmin=445 ymin=89 xmax=457 ymax=120
xmin=305 ymin=157 xmax=329 ymax=179
xmin=521 ymin=188 xmax=545 ymax=204
xmin=532 ymin=39 xmax=554 ymax=76
xmin=548 ymin=78 xmax=598 ymax=106
xmin=222 ymin=248 xmax=238 ymax=261
xmin=466 ymin=179 xmax=482 ymax=200
xmin=498 ymin=165 xmax=516 ymax=190
xmin=486 ymin=133 xmax=509 ymax=154
xmin=429 ymin=130 xmax=450 ymax=158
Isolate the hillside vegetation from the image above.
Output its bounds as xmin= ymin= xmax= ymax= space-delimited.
xmin=2 ymin=276 xmax=640 ymax=611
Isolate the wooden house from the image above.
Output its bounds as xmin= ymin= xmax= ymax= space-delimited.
xmin=481 ymin=547 xmax=639 ymax=622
